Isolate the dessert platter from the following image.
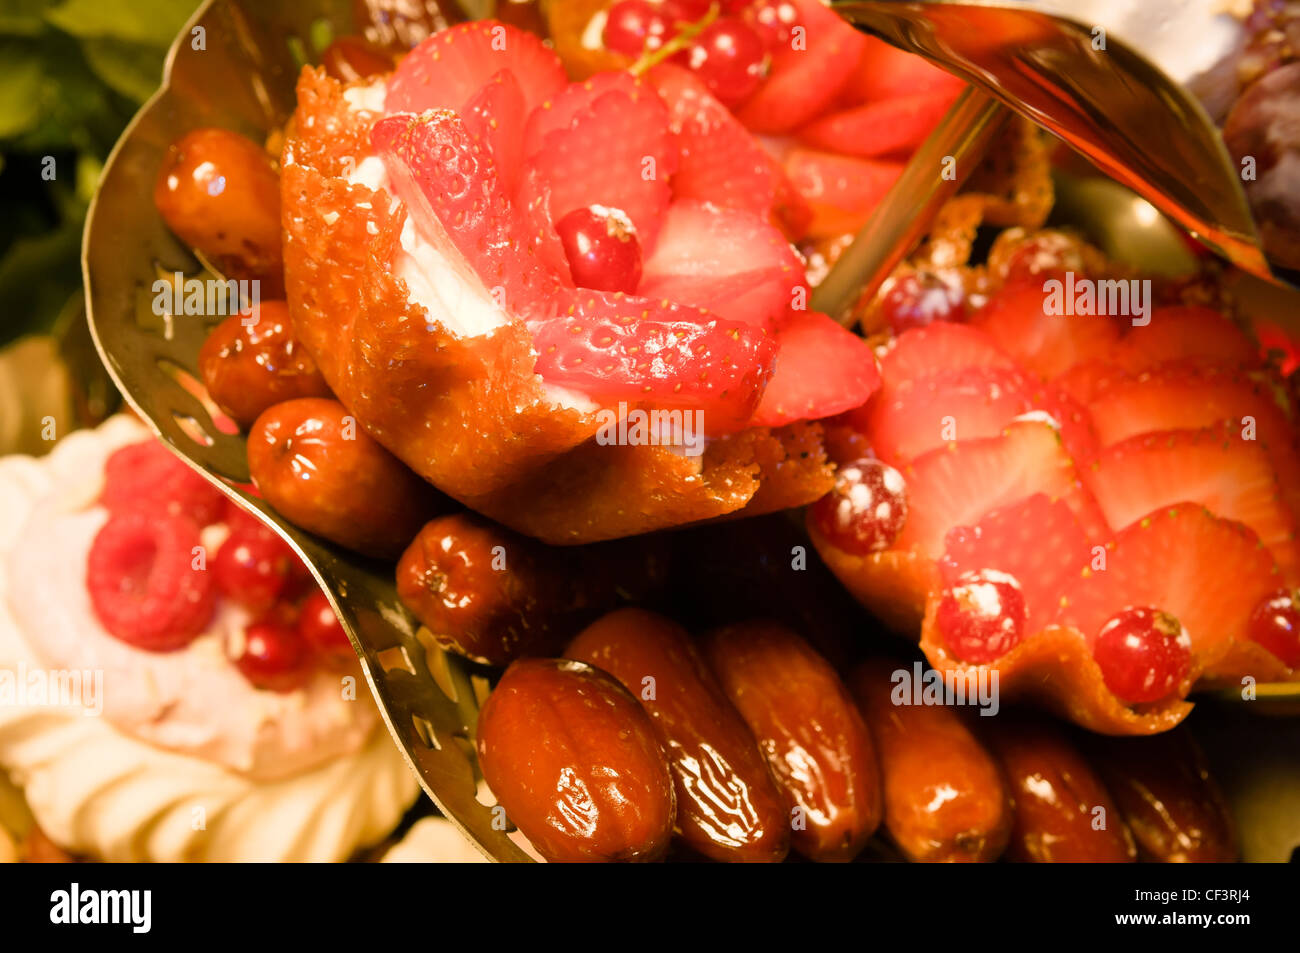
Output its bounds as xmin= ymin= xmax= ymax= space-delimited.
xmin=2 ymin=0 xmax=1298 ymax=864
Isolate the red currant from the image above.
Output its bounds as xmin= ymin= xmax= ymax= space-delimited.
xmin=745 ymin=0 xmax=801 ymax=51
xmin=603 ymin=0 xmax=677 ymax=56
xmin=213 ymin=526 xmax=297 ymax=613
xmin=87 ymin=508 xmax=215 ymax=651
xmin=101 ymin=440 xmax=226 ymax=525
xmin=664 ymin=0 xmax=718 ymax=18
xmin=556 ymin=206 xmax=643 ymax=293
xmin=937 ymin=569 xmax=1026 ymax=664
xmin=298 ymin=589 xmax=353 ymax=662
xmin=877 ymin=267 xmax=966 ymax=334
xmin=230 ymin=618 xmax=312 ymax=692
xmin=997 ymin=230 xmax=1090 ymax=285
xmin=809 ymin=458 xmax=908 ymax=555
xmin=1092 ymin=607 xmax=1192 ymax=703
xmin=1248 ymin=589 xmax=1300 ymax=668
xmin=684 ymin=16 xmax=768 ymax=106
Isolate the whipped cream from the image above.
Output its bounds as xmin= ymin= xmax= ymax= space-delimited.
xmin=0 ymin=418 xmax=418 ymax=861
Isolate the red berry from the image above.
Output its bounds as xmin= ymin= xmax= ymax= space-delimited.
xmin=87 ymin=509 xmax=215 ymax=651
xmin=1092 ymin=607 xmax=1192 ymax=703
xmin=745 ymin=0 xmax=801 ymax=50
xmin=603 ymin=0 xmax=677 ymax=56
xmin=101 ymin=441 xmax=226 ymax=525
xmin=997 ymin=231 xmax=1090 ymax=285
xmin=230 ymin=618 xmax=312 ymax=692
xmin=1248 ymin=589 xmax=1300 ymax=668
xmin=298 ymin=589 xmax=353 ymax=662
xmin=213 ymin=526 xmax=298 ymax=613
xmin=555 ymin=206 xmax=643 ymax=293
xmin=664 ymin=0 xmax=719 ymax=18
xmin=810 ymin=458 xmax=907 ymax=555
xmin=937 ymin=569 xmax=1026 ymax=664
xmin=878 ymin=268 xmax=966 ymax=334
xmin=684 ymin=17 xmax=768 ymax=106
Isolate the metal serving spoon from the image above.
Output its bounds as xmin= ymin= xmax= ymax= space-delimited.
xmin=83 ymin=0 xmax=530 ymax=863
xmin=814 ymin=0 xmax=1269 ymax=318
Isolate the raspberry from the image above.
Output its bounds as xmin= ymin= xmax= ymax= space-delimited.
xmin=101 ymin=440 xmax=226 ymax=525
xmin=86 ymin=509 xmax=215 ymax=651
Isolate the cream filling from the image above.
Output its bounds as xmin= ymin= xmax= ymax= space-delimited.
xmin=347 ymin=138 xmax=600 ymax=415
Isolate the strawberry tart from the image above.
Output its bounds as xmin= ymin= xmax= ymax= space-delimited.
xmin=278 ymin=3 xmax=947 ymax=543
xmin=0 ymin=417 xmax=418 ymax=861
xmin=810 ymin=229 xmax=1300 ymax=734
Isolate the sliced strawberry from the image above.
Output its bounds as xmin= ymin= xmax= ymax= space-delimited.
xmin=516 ymin=165 xmax=576 ymax=283
xmin=639 ymin=199 xmax=807 ymax=329
xmin=520 ymin=83 xmax=676 ymax=249
xmin=894 ymin=419 xmax=1109 ymax=558
xmin=841 ymin=35 xmax=967 ymax=104
xmin=373 ymin=110 xmax=775 ymax=428
xmin=1114 ymin=305 xmax=1258 ymax=373
xmin=649 ymin=64 xmax=811 ymax=240
xmin=1051 ymin=359 xmax=1130 ymax=405
xmin=876 ymin=321 xmax=1018 ymax=399
xmin=1029 ymin=381 xmax=1102 ymax=465
xmin=460 ymin=69 xmax=526 ymax=194
xmin=385 ymin=20 xmax=567 ymax=118
xmin=749 ymin=310 xmax=879 ymax=426
xmin=784 ymin=148 xmax=903 ymax=238
xmin=863 ymin=365 xmax=1034 ymax=465
xmin=941 ymin=493 xmax=1091 ymax=633
xmin=796 ymin=88 xmax=960 ymax=158
xmin=1086 ymin=362 xmax=1297 ymax=449
xmin=522 ymin=72 xmax=647 ymax=159
xmin=530 ymin=311 xmax=777 ymax=432
xmin=1058 ymin=505 xmax=1282 ymax=678
xmin=734 ymin=0 xmax=867 ymax=134
xmin=1084 ymin=361 xmax=1300 ymax=517
xmin=1084 ymin=425 xmax=1300 ymax=578
xmin=971 ymin=278 xmax=1122 ymax=379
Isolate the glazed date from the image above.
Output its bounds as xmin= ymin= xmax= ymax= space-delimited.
xmin=198 ymin=302 xmax=331 ymax=428
xmin=321 ymin=35 xmax=395 ymax=83
xmin=566 ymin=608 xmax=790 ymax=863
xmin=247 ymin=398 xmax=441 ymax=558
xmin=982 ymin=715 xmax=1136 ymax=863
xmin=1223 ymin=62 xmax=1300 ymax=271
xmin=351 ymin=0 xmax=465 ymax=52
xmin=1083 ymin=727 xmax=1238 ymax=863
xmin=850 ymin=659 xmax=1012 ymax=862
xmin=476 ymin=658 xmax=676 ymax=863
xmin=153 ymin=128 xmax=283 ymax=292
xmin=396 ymin=514 xmax=668 ymax=666
xmin=703 ymin=621 xmax=881 ymax=862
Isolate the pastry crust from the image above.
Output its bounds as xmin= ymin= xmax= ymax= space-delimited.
xmin=281 ymin=68 xmax=833 ymax=544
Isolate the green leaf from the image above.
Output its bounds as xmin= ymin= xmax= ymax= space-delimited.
xmin=0 ymin=42 xmax=44 ymax=138
xmin=0 ymin=0 xmax=46 ymax=36
xmin=80 ymin=36 xmax=166 ymax=103
xmin=44 ymin=0 xmax=196 ymax=47
xmin=0 ymin=214 xmax=83 ymax=346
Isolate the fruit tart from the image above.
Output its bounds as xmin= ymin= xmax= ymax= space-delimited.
xmin=275 ymin=2 xmax=992 ymax=544
xmin=809 ymin=227 xmax=1300 ymax=735
xmin=0 ymin=417 xmax=418 ymax=861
